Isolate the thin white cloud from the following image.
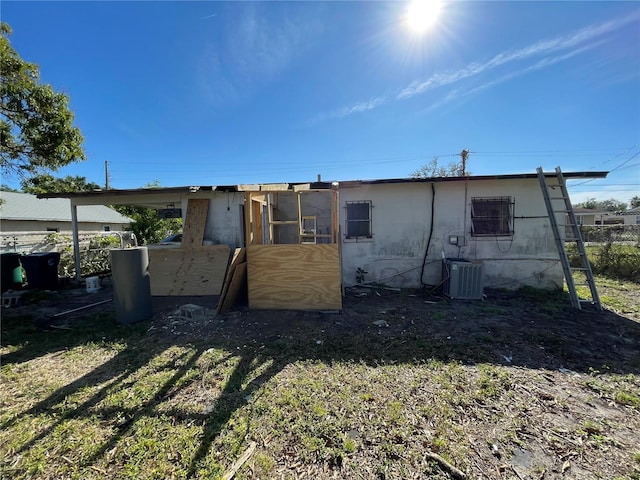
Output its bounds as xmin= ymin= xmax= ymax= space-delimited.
xmin=459 ymin=42 xmax=605 ymax=100
xmin=397 ymin=12 xmax=638 ymax=100
xmin=314 ymin=10 xmax=639 ymax=122
xmin=307 ymin=97 xmax=386 ymax=125
xmin=198 ymin=4 xmax=322 ymax=105
xmin=341 ymin=97 xmax=386 ymax=115
xmin=232 ymin=8 xmax=305 ymax=80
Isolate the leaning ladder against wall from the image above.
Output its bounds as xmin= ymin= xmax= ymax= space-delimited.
xmin=536 ymin=166 xmax=601 ymax=310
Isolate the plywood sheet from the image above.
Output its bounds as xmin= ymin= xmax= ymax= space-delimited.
xmin=218 ymin=262 xmax=247 ymax=314
xmin=216 ymin=248 xmax=246 ymax=314
xmin=247 ymin=244 xmax=342 ymax=310
xmin=148 ymin=245 xmax=230 ymax=296
xmin=182 ymin=198 xmax=209 ymax=247
xmin=250 ymin=197 xmax=263 ymax=245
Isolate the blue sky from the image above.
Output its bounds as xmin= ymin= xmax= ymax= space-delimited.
xmin=3 ymin=1 xmax=639 ymax=204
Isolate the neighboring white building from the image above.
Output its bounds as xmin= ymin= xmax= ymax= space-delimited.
xmin=573 ymin=208 xmax=611 ymax=226
xmin=573 ymin=207 xmax=626 ymax=226
xmin=623 ymin=206 xmax=640 ymax=225
xmin=0 ymin=191 xmax=131 ymax=233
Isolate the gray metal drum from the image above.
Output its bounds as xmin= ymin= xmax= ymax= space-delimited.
xmin=110 ymin=247 xmax=153 ymax=324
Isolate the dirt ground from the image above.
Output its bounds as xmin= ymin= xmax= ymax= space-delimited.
xmin=3 ymin=281 xmax=640 ymax=479
xmin=13 ymin=281 xmax=639 ymax=375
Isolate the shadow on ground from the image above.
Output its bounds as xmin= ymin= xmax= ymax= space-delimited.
xmin=2 ymin=285 xmax=639 ymax=477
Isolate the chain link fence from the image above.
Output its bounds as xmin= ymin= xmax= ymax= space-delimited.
xmin=565 ymin=225 xmax=640 ymax=281
xmin=577 ymin=225 xmax=640 ymax=245
xmin=1 ymin=231 xmax=137 ymax=280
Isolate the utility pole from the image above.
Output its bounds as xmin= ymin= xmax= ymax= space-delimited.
xmin=105 ymin=160 xmax=110 ymax=190
xmin=460 ymin=149 xmax=469 ymax=176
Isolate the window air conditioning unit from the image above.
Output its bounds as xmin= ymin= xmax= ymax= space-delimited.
xmin=442 ymin=258 xmax=484 ymax=300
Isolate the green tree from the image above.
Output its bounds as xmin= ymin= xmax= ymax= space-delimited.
xmin=411 ymin=157 xmax=466 ymax=178
xmin=630 ymin=196 xmax=640 ymax=209
xmin=113 ymin=182 xmax=182 ymax=245
xmin=21 ymin=174 xmax=100 ymax=194
xmin=576 ymin=197 xmax=627 ymax=212
xmin=1 ymin=23 xmax=85 ymax=179
xmin=577 ymin=197 xmax=598 ymax=210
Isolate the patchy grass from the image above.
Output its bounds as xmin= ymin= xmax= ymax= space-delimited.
xmin=1 ymin=276 xmax=639 ymax=479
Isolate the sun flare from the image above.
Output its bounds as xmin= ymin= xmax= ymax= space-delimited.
xmin=405 ymin=0 xmax=442 ymax=34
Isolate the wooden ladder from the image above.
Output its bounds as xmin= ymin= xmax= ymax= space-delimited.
xmin=536 ymin=166 xmax=601 ymax=310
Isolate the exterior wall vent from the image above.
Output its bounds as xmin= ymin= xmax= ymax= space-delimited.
xmin=442 ymin=258 xmax=484 ymax=300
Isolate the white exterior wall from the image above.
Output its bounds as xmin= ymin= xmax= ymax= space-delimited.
xmin=340 ymin=178 xmax=565 ymax=290
xmin=183 ymin=192 xmax=246 ymax=249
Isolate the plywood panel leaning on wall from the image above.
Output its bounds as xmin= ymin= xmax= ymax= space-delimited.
xmin=247 ymin=244 xmax=342 ymax=310
xmin=181 ymin=198 xmax=210 ymax=247
xmin=217 ymin=248 xmax=247 ymax=314
xmin=148 ymin=245 xmax=230 ymax=296
xmin=218 ymin=262 xmax=247 ymax=314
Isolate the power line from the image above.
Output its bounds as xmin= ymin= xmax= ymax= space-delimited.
xmin=105 ymin=147 xmax=637 ymax=169
xmin=569 ymin=152 xmax=640 ymax=187
xmin=569 ymin=183 xmax=640 ymax=187
xmin=568 ymin=190 xmax=637 ymax=195
xmin=588 ymin=143 xmax=639 ymax=169
xmin=472 ymin=147 xmax=637 ymax=158
xmin=609 ymin=152 xmax=640 ymax=173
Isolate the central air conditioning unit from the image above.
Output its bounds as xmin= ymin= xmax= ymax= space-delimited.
xmin=442 ymin=258 xmax=484 ymax=300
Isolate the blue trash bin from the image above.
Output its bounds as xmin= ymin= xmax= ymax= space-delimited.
xmin=20 ymin=252 xmax=60 ymax=290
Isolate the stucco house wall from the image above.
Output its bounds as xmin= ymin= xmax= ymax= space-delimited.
xmin=183 ymin=192 xmax=246 ymax=249
xmin=34 ymin=172 xmax=605 ymax=292
xmin=339 ymin=178 xmax=564 ymax=290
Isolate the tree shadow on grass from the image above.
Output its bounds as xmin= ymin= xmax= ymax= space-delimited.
xmin=1 ymin=311 xmax=146 ymax=366
xmin=2 ymin=287 xmax=639 ymax=478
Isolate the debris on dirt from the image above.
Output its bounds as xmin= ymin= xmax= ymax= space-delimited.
xmin=178 ymin=303 xmax=216 ymax=322
xmin=3 ymin=280 xmax=639 ymax=480
xmin=1 ymin=290 xmax=26 ymax=308
xmin=222 ymin=441 xmax=257 ymax=480
xmin=424 ymin=450 xmax=467 ymax=480
xmin=491 ymin=442 xmax=501 ymax=458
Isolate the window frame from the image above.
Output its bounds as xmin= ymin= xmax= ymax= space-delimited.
xmin=470 ymin=196 xmax=514 ymax=237
xmin=345 ymin=200 xmax=373 ymax=240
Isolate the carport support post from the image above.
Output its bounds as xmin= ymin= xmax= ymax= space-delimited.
xmin=70 ymin=199 xmax=82 ymax=283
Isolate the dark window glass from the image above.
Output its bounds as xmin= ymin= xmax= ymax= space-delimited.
xmin=346 ymin=201 xmax=372 ymax=238
xmin=471 ymin=197 xmax=513 ymax=236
